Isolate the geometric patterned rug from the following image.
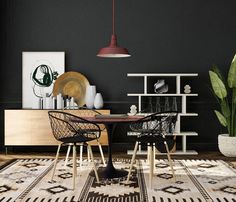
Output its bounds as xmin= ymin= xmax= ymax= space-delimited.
xmin=0 ymin=158 xmax=236 ymax=202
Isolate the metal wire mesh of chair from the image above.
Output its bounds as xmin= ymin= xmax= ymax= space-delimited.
xmin=48 ymin=110 xmax=101 ymax=189
xmin=129 ymin=111 xmax=178 ymax=144
xmin=60 ymin=107 xmax=107 ymax=166
xmin=126 ymin=111 xmax=178 ymax=188
xmin=48 ymin=110 xmax=101 ymax=143
xmin=66 ymin=106 xmax=106 ymax=131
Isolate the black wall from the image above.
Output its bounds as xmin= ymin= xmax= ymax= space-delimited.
xmin=0 ymin=0 xmax=236 ymax=151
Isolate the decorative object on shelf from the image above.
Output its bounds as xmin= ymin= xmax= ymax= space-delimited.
xmin=154 ymin=80 xmax=168 ymax=93
xmin=164 ymin=97 xmax=170 ymax=111
xmin=97 ymin=0 xmax=130 ymax=58
xmin=22 ymin=52 xmax=65 ymax=109
xmin=53 ymin=71 xmax=90 ymax=107
xmin=171 ymin=97 xmax=178 ymax=111
xmin=155 ymin=97 xmax=161 ymax=112
xmin=32 ymin=98 xmax=41 ymax=109
xmin=52 ymin=96 xmax=56 ymax=109
xmin=94 ymin=93 xmax=104 ymax=109
xmin=70 ymin=97 xmax=75 ymax=109
xmin=43 ymin=93 xmax=52 ymax=109
xmin=85 ymin=85 xmax=96 ymax=109
xmin=128 ymin=105 xmax=137 ymax=116
xmin=65 ymin=96 xmax=71 ymax=109
xmin=39 ymin=98 xmax=43 ymax=109
xmin=184 ymin=85 xmax=191 ymax=94
xmin=209 ymin=53 xmax=236 ymax=157
xmin=154 ymin=79 xmax=164 ymax=91
xmin=148 ymin=97 xmax=154 ymax=113
xmin=56 ymin=93 xmax=64 ymax=109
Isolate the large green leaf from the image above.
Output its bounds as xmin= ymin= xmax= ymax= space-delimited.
xmin=212 ymin=65 xmax=225 ymax=83
xmin=220 ymin=99 xmax=231 ymax=118
xmin=209 ymin=71 xmax=227 ymax=99
xmin=233 ymin=88 xmax=236 ymax=104
xmin=214 ymin=110 xmax=227 ymax=127
xmin=228 ymin=54 xmax=236 ymax=88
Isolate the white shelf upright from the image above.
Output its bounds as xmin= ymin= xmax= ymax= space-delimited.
xmin=127 ymin=73 xmax=198 ymax=155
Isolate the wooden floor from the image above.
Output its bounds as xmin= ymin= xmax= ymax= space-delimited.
xmin=1 ymin=151 xmax=236 ymax=167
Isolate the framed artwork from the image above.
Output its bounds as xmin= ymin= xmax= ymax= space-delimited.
xmin=22 ymin=51 xmax=65 ymax=108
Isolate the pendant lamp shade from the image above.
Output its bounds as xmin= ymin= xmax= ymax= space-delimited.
xmin=97 ymin=0 xmax=131 ymax=58
xmin=97 ymin=35 xmax=131 ymax=58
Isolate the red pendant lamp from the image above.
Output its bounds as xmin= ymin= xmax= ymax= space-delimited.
xmin=97 ymin=0 xmax=131 ymax=58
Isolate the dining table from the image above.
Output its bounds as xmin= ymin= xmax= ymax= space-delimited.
xmin=72 ymin=114 xmax=143 ymax=179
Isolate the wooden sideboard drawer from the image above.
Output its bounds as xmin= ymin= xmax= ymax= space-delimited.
xmin=5 ymin=109 xmax=110 ymax=146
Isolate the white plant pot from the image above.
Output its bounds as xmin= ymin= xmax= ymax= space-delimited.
xmin=94 ymin=93 xmax=104 ymax=109
xmin=85 ymin=85 xmax=96 ymax=109
xmin=218 ymin=134 xmax=236 ymax=157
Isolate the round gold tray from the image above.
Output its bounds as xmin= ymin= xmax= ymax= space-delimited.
xmin=53 ymin=71 xmax=90 ymax=106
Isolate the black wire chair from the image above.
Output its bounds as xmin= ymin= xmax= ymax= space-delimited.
xmin=48 ymin=111 xmax=100 ymax=190
xmin=126 ymin=111 xmax=178 ymax=188
xmin=62 ymin=107 xmax=106 ymax=167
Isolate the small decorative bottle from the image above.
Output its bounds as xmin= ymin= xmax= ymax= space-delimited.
xmin=164 ymin=97 xmax=170 ymax=111
xmin=171 ymin=97 xmax=178 ymax=111
xmin=71 ymin=97 xmax=75 ymax=109
xmin=94 ymin=93 xmax=104 ymax=109
xmin=56 ymin=93 xmax=63 ymax=109
xmin=148 ymin=97 xmax=153 ymax=113
xmin=52 ymin=96 xmax=56 ymax=109
xmin=39 ymin=98 xmax=43 ymax=109
xmin=85 ymin=85 xmax=96 ymax=109
xmin=66 ymin=96 xmax=71 ymax=109
xmin=155 ymin=97 xmax=161 ymax=112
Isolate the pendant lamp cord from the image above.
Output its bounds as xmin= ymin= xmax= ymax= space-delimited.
xmin=112 ymin=0 xmax=115 ymax=35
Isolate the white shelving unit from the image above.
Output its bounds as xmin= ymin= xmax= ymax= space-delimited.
xmin=127 ymin=73 xmax=198 ymax=155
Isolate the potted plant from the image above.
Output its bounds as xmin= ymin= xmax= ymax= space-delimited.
xmin=209 ymin=53 xmax=236 ymax=157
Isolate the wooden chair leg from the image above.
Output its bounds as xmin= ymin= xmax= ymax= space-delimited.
xmin=87 ymin=147 xmax=91 ymax=162
xmin=149 ymin=145 xmax=154 ymax=189
xmin=51 ymin=143 xmax=62 ymax=181
xmin=126 ymin=141 xmax=139 ymax=184
xmin=97 ymin=140 xmax=106 ymax=166
xmin=64 ymin=144 xmax=72 ymax=167
xmin=79 ymin=144 xmax=83 ymax=168
xmin=164 ymin=141 xmax=176 ymax=182
xmin=147 ymin=143 xmax=150 ymax=163
xmin=87 ymin=145 xmax=100 ymax=183
xmin=72 ymin=143 xmax=77 ymax=190
xmin=153 ymin=144 xmax=156 ymax=172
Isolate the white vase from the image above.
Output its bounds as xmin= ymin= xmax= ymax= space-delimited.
xmin=94 ymin=93 xmax=104 ymax=109
xmin=218 ymin=134 xmax=236 ymax=157
xmin=56 ymin=93 xmax=63 ymax=109
xmin=85 ymin=85 xmax=96 ymax=109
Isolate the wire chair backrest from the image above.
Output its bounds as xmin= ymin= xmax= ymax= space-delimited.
xmin=130 ymin=111 xmax=178 ymax=136
xmin=65 ymin=107 xmax=106 ymax=131
xmin=48 ymin=111 xmax=101 ymax=141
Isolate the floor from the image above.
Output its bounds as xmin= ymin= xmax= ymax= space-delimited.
xmin=1 ymin=151 xmax=236 ymax=168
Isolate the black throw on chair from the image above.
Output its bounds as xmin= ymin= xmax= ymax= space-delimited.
xmin=126 ymin=111 xmax=178 ymax=188
xmin=48 ymin=111 xmax=100 ymax=190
